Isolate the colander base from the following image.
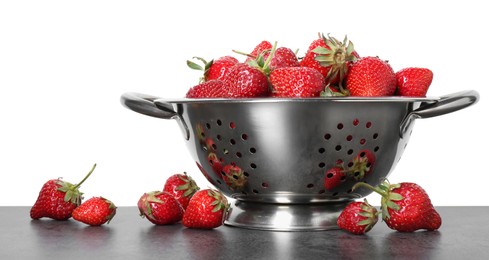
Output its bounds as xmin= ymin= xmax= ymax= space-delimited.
xmin=224 ymin=200 xmax=352 ymax=231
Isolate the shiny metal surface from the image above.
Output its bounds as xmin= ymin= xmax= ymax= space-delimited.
xmin=121 ymin=90 xmax=479 ymax=230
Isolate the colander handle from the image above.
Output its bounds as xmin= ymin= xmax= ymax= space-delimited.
xmin=400 ymin=90 xmax=479 ymax=137
xmin=120 ymin=92 xmax=177 ymax=119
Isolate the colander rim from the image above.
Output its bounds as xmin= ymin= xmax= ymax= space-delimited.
xmin=155 ymin=96 xmax=440 ymax=104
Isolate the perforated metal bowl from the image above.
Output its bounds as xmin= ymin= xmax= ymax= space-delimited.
xmin=121 ymin=90 xmax=479 ymax=231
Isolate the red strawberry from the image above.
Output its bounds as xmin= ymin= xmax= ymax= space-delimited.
xmin=222 ymin=63 xmax=270 ymax=98
xmin=324 ymin=166 xmax=347 ymax=191
xmin=300 ymin=34 xmax=359 ymax=89
xmin=185 ymin=79 xmax=227 ymax=98
xmin=163 ymin=172 xmax=200 ymax=209
xmin=221 ymin=164 xmax=247 ymax=191
xmin=138 ymin=191 xmax=184 ymax=225
xmin=267 ymin=47 xmax=300 ymax=69
xmin=246 ymin=40 xmax=273 ymax=62
xmin=183 ymin=189 xmax=229 ymax=229
xmin=30 ymin=164 xmax=96 ymax=220
xmin=350 ymin=149 xmax=376 ymax=180
xmin=337 ymin=199 xmax=378 ymax=235
xmin=187 ymin=56 xmax=239 ymax=82
xmin=270 ymin=66 xmax=325 ymax=97
xmin=395 ymin=67 xmax=433 ymax=97
xmin=346 ymin=56 xmax=397 ymax=96
xmin=72 ymin=197 xmax=117 ymax=226
xmin=353 ymin=180 xmax=442 ymax=232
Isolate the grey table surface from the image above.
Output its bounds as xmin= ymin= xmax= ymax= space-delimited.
xmin=1 ymin=206 xmax=488 ymax=260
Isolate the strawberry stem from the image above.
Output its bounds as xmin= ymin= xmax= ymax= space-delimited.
xmin=73 ymin=163 xmax=97 ymax=189
xmin=352 ymin=181 xmax=387 ymax=197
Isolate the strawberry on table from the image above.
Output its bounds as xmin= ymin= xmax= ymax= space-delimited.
xmin=183 ymin=189 xmax=229 ymax=229
xmin=72 ymin=197 xmax=117 ymax=226
xmin=346 ymin=56 xmax=397 ymax=96
xmin=269 ymin=66 xmax=325 ymax=97
xmin=353 ymin=180 xmax=442 ymax=232
xmin=30 ymin=164 xmax=96 ymax=220
xmin=163 ymin=172 xmax=200 ymax=210
xmin=138 ymin=191 xmax=184 ymax=225
xmin=395 ymin=67 xmax=433 ymax=97
xmin=337 ymin=199 xmax=378 ymax=235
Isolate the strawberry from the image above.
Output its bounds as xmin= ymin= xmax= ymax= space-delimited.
xmin=350 ymin=149 xmax=376 ymax=180
xmin=163 ymin=172 xmax=200 ymax=209
xmin=138 ymin=191 xmax=184 ymax=225
xmin=72 ymin=197 xmax=117 ymax=226
xmin=182 ymin=189 xmax=229 ymax=229
xmin=346 ymin=56 xmax=397 ymax=96
xmin=269 ymin=66 xmax=325 ymax=97
xmin=222 ymin=63 xmax=270 ymax=98
xmin=185 ymin=79 xmax=227 ymax=98
xmin=353 ymin=180 xmax=442 ymax=232
xmin=245 ymin=40 xmax=273 ymax=62
xmin=395 ymin=67 xmax=433 ymax=97
xmin=221 ymin=164 xmax=246 ymax=191
xmin=324 ymin=166 xmax=347 ymax=191
xmin=300 ymin=33 xmax=359 ymax=90
xmin=187 ymin=56 xmax=239 ymax=82
xmin=30 ymin=164 xmax=96 ymax=220
xmin=267 ymin=47 xmax=300 ymax=69
xmin=337 ymin=199 xmax=378 ymax=235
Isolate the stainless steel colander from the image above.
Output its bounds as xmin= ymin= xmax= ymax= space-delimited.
xmin=121 ymin=90 xmax=479 ymax=231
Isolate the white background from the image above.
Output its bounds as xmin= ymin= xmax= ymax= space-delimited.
xmin=1 ymin=0 xmax=486 ymax=206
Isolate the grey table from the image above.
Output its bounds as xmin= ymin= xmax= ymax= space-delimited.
xmin=1 ymin=206 xmax=488 ymax=259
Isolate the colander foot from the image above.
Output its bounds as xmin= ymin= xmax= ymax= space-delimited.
xmin=224 ymin=200 xmax=352 ymax=231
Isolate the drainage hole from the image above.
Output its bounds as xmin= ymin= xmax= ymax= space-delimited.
xmin=206 ymin=123 xmax=211 ymax=129
xmin=318 ymin=147 xmax=325 ymax=154
xmin=347 ymin=149 xmax=354 ymax=155
xmin=346 ymin=135 xmax=353 ymax=141
xmin=262 ymin=182 xmax=269 ymax=188
xmin=374 ymin=146 xmax=380 ymax=152
xmin=307 ymin=183 xmax=314 ymax=188
xmin=335 ymin=145 xmax=342 ymax=151
xmin=324 ymin=133 xmax=331 ymax=140
xmin=249 ymin=147 xmax=256 ymax=154
xmin=252 ymin=189 xmax=259 ymax=194
xmin=241 ymin=134 xmax=248 ymax=140
xmin=230 ymin=122 xmax=236 ymax=129
xmin=217 ymin=119 xmax=222 ymax=126
xmin=337 ymin=123 xmax=344 ymax=130
xmin=230 ymin=139 xmax=236 ymax=145
xmin=236 ymin=152 xmax=242 ymax=158
xmin=318 ymin=162 xmax=325 ymax=168
xmin=373 ymin=133 xmax=379 ymax=139
xmin=250 ymin=163 xmax=257 ymax=169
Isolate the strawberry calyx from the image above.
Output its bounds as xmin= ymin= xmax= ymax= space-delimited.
xmin=140 ymin=191 xmax=164 ymax=221
xmin=101 ymin=197 xmax=117 ymax=224
xmin=357 ymin=199 xmax=379 ymax=232
xmin=245 ymin=41 xmax=278 ymax=76
xmin=208 ymin=189 xmax=230 ymax=214
xmin=186 ymin=57 xmax=214 ymax=83
xmin=175 ymin=172 xmax=200 ymax=198
xmin=313 ymin=33 xmax=358 ymax=92
xmin=57 ymin=163 xmax=96 ymax=206
xmin=320 ymin=84 xmax=349 ymax=97
xmin=352 ymin=180 xmax=403 ymax=220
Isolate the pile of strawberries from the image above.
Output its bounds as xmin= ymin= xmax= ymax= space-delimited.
xmin=138 ymin=172 xmax=229 ymax=229
xmin=30 ymin=165 xmax=229 ymax=229
xmin=186 ymin=33 xmax=433 ymax=98
xmin=336 ymin=179 xmax=442 ymax=235
xmin=30 ymin=164 xmax=117 ymax=226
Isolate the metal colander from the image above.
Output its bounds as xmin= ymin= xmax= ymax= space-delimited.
xmin=121 ymin=90 xmax=479 ymax=231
